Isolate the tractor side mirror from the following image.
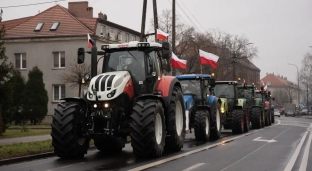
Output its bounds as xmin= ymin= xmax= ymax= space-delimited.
xmin=77 ymin=48 xmax=85 ymax=64
xmin=260 ymin=86 xmax=264 ymax=91
xmin=268 ymin=91 xmax=271 ymax=96
xmin=272 ymin=97 xmax=275 ymax=101
xmin=204 ymin=80 xmax=209 ymax=87
xmin=162 ymin=42 xmax=170 ymax=59
xmin=209 ymin=78 xmax=215 ymax=87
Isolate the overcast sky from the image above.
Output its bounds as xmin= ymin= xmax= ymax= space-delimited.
xmin=1 ymin=0 xmax=312 ymax=83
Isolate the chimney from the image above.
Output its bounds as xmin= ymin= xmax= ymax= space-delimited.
xmin=272 ymin=72 xmax=274 ymax=75
xmin=98 ymin=12 xmax=107 ymax=20
xmin=68 ymin=1 xmax=93 ymax=18
xmin=266 ymin=72 xmax=268 ymax=76
xmin=284 ymin=77 xmax=287 ymax=80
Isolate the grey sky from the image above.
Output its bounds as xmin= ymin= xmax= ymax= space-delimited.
xmin=2 ymin=0 xmax=312 ymax=83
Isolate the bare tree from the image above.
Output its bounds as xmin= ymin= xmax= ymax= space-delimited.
xmin=300 ymin=53 xmax=312 ymax=107
xmin=273 ymin=89 xmax=290 ymax=107
xmin=59 ymin=61 xmax=91 ymax=97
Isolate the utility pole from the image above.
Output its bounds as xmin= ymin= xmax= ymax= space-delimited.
xmin=172 ymin=0 xmax=176 ymax=76
xmin=140 ymin=0 xmax=147 ymax=42
xmin=153 ymin=0 xmax=159 ymax=42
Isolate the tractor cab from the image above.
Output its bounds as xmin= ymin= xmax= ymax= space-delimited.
xmin=237 ymin=83 xmax=256 ymax=108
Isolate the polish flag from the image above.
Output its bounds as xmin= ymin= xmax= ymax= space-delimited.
xmin=242 ymin=79 xmax=246 ymax=85
xmin=264 ymin=84 xmax=268 ymax=91
xmin=157 ymin=29 xmax=169 ymax=40
xmin=172 ymin=52 xmax=187 ymax=69
xmin=87 ymin=34 xmax=92 ymax=48
xmin=199 ymin=49 xmax=219 ymax=68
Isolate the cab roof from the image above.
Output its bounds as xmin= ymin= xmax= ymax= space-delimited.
xmin=176 ymin=74 xmax=211 ymax=80
xmin=215 ymin=81 xmax=237 ymax=85
xmin=101 ymin=41 xmax=162 ymax=50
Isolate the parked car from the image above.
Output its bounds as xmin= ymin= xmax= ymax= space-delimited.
xmin=301 ymin=109 xmax=308 ymax=115
xmin=274 ymin=109 xmax=281 ymax=117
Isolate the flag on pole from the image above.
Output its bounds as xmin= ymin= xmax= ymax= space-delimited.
xmin=87 ymin=34 xmax=92 ymax=48
xmin=242 ymin=79 xmax=246 ymax=85
xmin=157 ymin=29 xmax=169 ymax=40
xmin=199 ymin=49 xmax=219 ymax=68
xmin=172 ymin=52 xmax=187 ymax=69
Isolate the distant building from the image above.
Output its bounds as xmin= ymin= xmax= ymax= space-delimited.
xmin=0 ymin=1 xmax=141 ymax=123
xmin=261 ymin=73 xmax=298 ymax=107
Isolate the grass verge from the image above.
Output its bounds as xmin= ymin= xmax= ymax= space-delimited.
xmin=0 ymin=140 xmax=95 ymax=160
xmin=0 ymin=129 xmax=51 ymax=139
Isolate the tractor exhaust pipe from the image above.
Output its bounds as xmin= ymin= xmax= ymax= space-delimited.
xmin=90 ymin=39 xmax=97 ymax=78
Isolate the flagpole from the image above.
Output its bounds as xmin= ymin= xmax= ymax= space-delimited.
xmin=200 ymin=64 xmax=202 ymax=74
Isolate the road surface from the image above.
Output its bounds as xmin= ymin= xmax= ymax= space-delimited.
xmin=1 ymin=116 xmax=311 ymax=171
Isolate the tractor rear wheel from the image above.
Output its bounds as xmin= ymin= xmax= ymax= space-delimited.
xmin=231 ymin=109 xmax=244 ymax=134
xmin=250 ymin=108 xmax=262 ymax=129
xmin=271 ymin=110 xmax=275 ymax=123
xmin=244 ymin=109 xmax=249 ymax=133
xmin=165 ymin=87 xmax=186 ymax=151
xmin=210 ymin=100 xmax=221 ymax=139
xmin=194 ymin=110 xmax=211 ymax=141
xmin=94 ymin=137 xmax=125 ymax=153
xmin=51 ymin=102 xmax=89 ymax=158
xmin=130 ymin=99 xmax=165 ymax=157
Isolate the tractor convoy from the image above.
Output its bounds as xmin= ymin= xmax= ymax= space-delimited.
xmin=51 ymin=40 xmax=277 ymax=159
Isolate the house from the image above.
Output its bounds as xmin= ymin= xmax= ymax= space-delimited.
xmin=261 ymin=73 xmax=298 ymax=107
xmin=0 ymin=1 xmax=141 ymax=123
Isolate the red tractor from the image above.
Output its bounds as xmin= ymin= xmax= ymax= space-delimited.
xmin=51 ymin=41 xmax=186 ymax=158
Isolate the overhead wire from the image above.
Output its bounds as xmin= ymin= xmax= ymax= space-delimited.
xmin=174 ymin=1 xmax=202 ymax=32
xmin=0 ymin=0 xmax=67 ymax=9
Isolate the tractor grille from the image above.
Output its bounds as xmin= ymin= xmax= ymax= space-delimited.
xmin=94 ymin=75 xmax=116 ymax=91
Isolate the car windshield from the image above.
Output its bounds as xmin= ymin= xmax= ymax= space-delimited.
xmin=104 ymin=50 xmax=145 ymax=81
xmin=214 ymin=84 xmax=235 ymax=98
xmin=180 ymin=80 xmax=201 ymax=97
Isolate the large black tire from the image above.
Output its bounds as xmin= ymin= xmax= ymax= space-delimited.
xmin=194 ymin=110 xmax=211 ymax=141
xmin=130 ymin=99 xmax=165 ymax=158
xmin=165 ymin=87 xmax=186 ymax=151
xmin=231 ymin=109 xmax=244 ymax=134
xmin=250 ymin=108 xmax=262 ymax=129
xmin=94 ymin=137 xmax=125 ymax=153
xmin=210 ymin=100 xmax=221 ymax=139
xmin=51 ymin=102 xmax=89 ymax=158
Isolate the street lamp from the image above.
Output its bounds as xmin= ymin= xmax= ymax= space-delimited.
xmin=288 ymin=63 xmax=300 ymax=106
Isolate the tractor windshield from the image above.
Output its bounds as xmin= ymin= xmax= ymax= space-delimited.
xmin=103 ymin=50 xmax=146 ymax=81
xmin=237 ymin=88 xmax=253 ymax=100
xmin=180 ymin=80 xmax=201 ymax=97
xmin=214 ymin=84 xmax=235 ymax=98
xmin=255 ymin=92 xmax=262 ymax=98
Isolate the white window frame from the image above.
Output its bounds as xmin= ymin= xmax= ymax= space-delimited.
xmin=125 ymin=33 xmax=129 ymax=42
xmin=117 ymin=31 xmax=122 ymax=41
xmin=266 ymin=81 xmax=271 ymax=85
xmin=53 ymin=51 xmax=65 ymax=68
xmin=110 ymin=28 xmax=115 ymax=39
xmin=53 ymin=84 xmax=65 ymax=101
xmin=132 ymin=35 xmax=136 ymax=41
xmin=15 ymin=53 xmax=27 ymax=69
xmin=101 ymin=25 xmax=106 ymax=36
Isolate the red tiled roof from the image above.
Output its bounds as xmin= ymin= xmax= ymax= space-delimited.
xmin=1 ymin=17 xmax=32 ymax=30
xmin=77 ymin=18 xmax=97 ymax=31
xmin=261 ymin=73 xmax=295 ymax=87
xmin=4 ymin=5 xmax=93 ymax=39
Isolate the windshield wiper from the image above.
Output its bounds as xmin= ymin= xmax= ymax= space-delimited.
xmin=189 ymin=80 xmax=198 ymax=88
xmin=127 ymin=50 xmax=139 ymax=63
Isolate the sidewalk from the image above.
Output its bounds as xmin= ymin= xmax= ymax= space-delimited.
xmin=0 ymin=134 xmax=51 ymax=145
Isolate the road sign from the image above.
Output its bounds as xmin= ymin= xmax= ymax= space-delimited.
xmin=253 ymin=137 xmax=277 ymax=143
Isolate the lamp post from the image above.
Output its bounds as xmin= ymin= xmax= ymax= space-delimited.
xmin=288 ymin=63 xmax=300 ymax=106
xmin=232 ymin=43 xmax=254 ymax=80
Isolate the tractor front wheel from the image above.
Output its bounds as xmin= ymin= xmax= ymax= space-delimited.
xmin=165 ymin=87 xmax=186 ymax=151
xmin=231 ymin=109 xmax=244 ymax=134
xmin=250 ymin=108 xmax=262 ymax=129
xmin=194 ymin=110 xmax=211 ymax=141
xmin=51 ymin=102 xmax=90 ymax=159
xmin=210 ymin=100 xmax=221 ymax=139
xmin=130 ymin=99 xmax=166 ymax=158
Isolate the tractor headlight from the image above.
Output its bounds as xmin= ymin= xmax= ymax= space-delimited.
xmin=93 ymin=104 xmax=97 ymax=108
xmin=107 ymin=89 xmax=116 ymax=98
xmin=221 ymin=107 xmax=225 ymax=113
xmin=104 ymin=103 xmax=109 ymax=108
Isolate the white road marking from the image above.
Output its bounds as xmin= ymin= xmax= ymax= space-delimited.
xmin=45 ymin=162 xmax=85 ymax=171
xmin=128 ymin=122 xmax=281 ymax=171
xmin=284 ymin=131 xmax=308 ymax=171
xmin=252 ymin=137 xmax=277 ymax=143
xmin=182 ymin=163 xmax=205 ymax=171
xmin=220 ymin=127 xmax=291 ymax=171
xmin=299 ymin=123 xmax=312 ymax=171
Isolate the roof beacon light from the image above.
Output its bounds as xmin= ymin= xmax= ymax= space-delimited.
xmin=211 ymin=73 xmax=215 ymax=77
xmin=101 ymin=45 xmax=109 ymax=50
xmin=238 ymin=77 xmax=241 ymax=81
xmin=138 ymin=43 xmax=150 ymax=47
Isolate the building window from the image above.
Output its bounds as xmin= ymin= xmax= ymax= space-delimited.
xmin=50 ymin=22 xmax=60 ymax=31
xmin=266 ymin=81 xmax=271 ymax=85
xmin=15 ymin=53 xmax=27 ymax=69
xmin=125 ymin=33 xmax=129 ymax=42
xmin=101 ymin=25 xmax=106 ymax=36
xmin=53 ymin=52 xmax=65 ymax=68
xmin=110 ymin=29 xmax=115 ymax=39
xmin=117 ymin=31 xmax=122 ymax=41
xmin=34 ymin=23 xmax=44 ymax=31
xmin=53 ymin=85 xmax=65 ymax=101
xmin=132 ymin=35 xmax=136 ymax=41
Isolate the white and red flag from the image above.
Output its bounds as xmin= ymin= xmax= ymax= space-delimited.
xmin=87 ymin=34 xmax=92 ymax=48
xmin=157 ymin=29 xmax=169 ymax=40
xmin=242 ymin=79 xmax=246 ymax=85
xmin=172 ymin=52 xmax=187 ymax=69
xmin=199 ymin=49 xmax=219 ymax=68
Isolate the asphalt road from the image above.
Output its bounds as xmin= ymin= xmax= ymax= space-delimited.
xmin=1 ymin=115 xmax=312 ymax=171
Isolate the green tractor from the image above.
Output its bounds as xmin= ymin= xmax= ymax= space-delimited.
xmin=212 ymin=81 xmax=250 ymax=134
xmin=251 ymin=88 xmax=266 ymax=128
